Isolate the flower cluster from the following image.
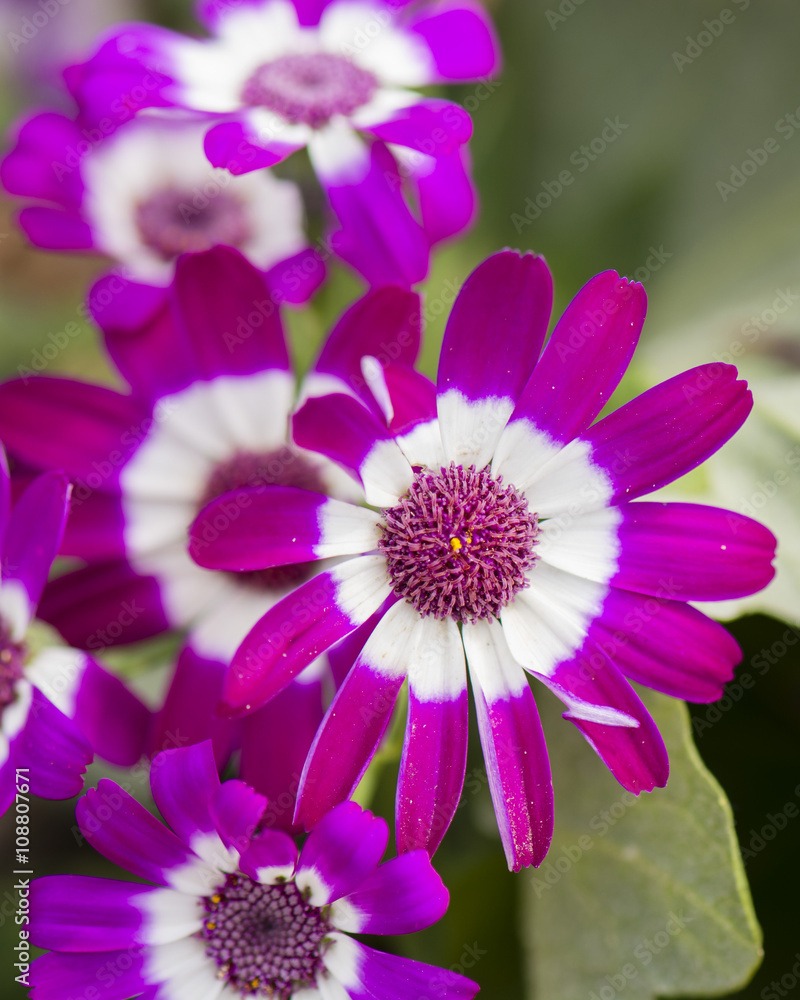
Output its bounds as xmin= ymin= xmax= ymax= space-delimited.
xmin=0 ymin=0 xmax=779 ymax=997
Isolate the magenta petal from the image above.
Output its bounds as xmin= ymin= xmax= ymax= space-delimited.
xmin=438 ymin=250 xmax=553 ymax=408
xmin=384 ymin=365 xmax=438 ymax=436
xmin=210 ymin=780 xmax=266 ymax=853
xmin=327 ymin=142 xmax=430 ymax=288
xmin=149 ymin=741 xmax=220 ymax=848
xmin=18 ymin=206 xmax=94 ymax=250
xmin=76 ymin=778 xmax=198 ymax=885
xmin=407 ymin=0 xmax=502 ymax=80
xmin=239 ymin=827 xmax=298 ymax=881
xmin=463 ymin=621 xmax=553 ymax=871
xmin=30 ymin=948 xmax=147 ymax=1000
xmin=18 ymin=689 xmax=92 ymax=800
xmin=1 ymin=112 xmax=84 ymax=207
xmin=296 ymin=800 xmax=387 ymax=903
xmin=30 ymin=875 xmax=150 ymax=952
xmin=204 ymin=119 xmax=304 ymax=175
xmin=38 ymin=561 xmax=170 ymax=650
xmin=584 ymin=363 xmax=752 ymax=501
xmin=89 ymin=272 xmax=168 ymax=334
xmin=149 ymin=645 xmax=241 ymax=769
xmin=363 ymin=99 xmax=472 ymax=155
xmin=339 ymin=940 xmax=479 ymax=1000
xmin=396 ymin=687 xmax=468 ymax=857
xmin=293 ymin=393 xmax=411 ymax=501
xmin=60 ymin=490 xmax=127 ymax=561
xmin=95 ymin=281 xmax=199 ymax=401
xmin=0 ymin=376 xmax=147 ymax=488
xmin=190 ymin=486 xmax=328 ymax=570
xmin=223 ymin=558 xmax=390 ymax=715
xmin=540 ymin=649 xmax=669 ymax=794
xmin=509 ymin=271 xmax=646 ymax=444
xmin=338 ymin=850 xmax=449 ymax=934
xmin=240 ymin=677 xmax=326 ymax=835
xmin=295 ymin=649 xmax=404 ymax=833
xmin=613 ymin=502 xmax=776 ymax=601
xmin=74 ymin=656 xmax=151 ymax=767
xmin=172 ymin=246 xmax=290 ymax=377
xmin=311 ymin=286 xmax=422 ymax=405
xmin=3 ymin=470 xmax=69 ymax=613
xmin=0 ymin=447 xmax=9 ymax=548
xmin=264 ymin=247 xmax=326 ymax=305
xmin=65 ymin=26 xmax=181 ymax=122
xmin=591 ymin=587 xmax=741 ymax=703
xmin=416 ymin=147 xmax=477 ymax=245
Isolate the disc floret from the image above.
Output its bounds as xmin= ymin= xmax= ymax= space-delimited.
xmin=379 ymin=463 xmax=539 ymax=623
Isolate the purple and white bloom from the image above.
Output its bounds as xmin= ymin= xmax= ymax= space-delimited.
xmin=29 ymin=740 xmax=478 ymax=1000
xmin=190 ymin=250 xmax=777 ymax=870
xmin=0 ymin=246 xmax=420 ymax=814
xmin=64 ymin=0 xmax=500 ymax=285
xmin=0 ymin=451 xmax=150 ymax=814
xmin=1 ymin=113 xmax=323 ymax=303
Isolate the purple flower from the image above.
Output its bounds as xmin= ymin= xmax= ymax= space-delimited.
xmin=0 ymin=246 xmax=421 ymax=819
xmin=1 ymin=113 xmax=324 ymax=301
xmin=29 ymin=740 xmax=478 ymax=1000
xmin=64 ymin=0 xmax=501 ymax=285
xmin=0 ymin=451 xmax=150 ymax=814
xmin=190 ymin=250 xmax=777 ymax=870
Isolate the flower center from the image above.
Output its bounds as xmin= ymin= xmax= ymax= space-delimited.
xmin=202 ymin=873 xmax=331 ymax=998
xmin=198 ymin=448 xmax=326 ymax=592
xmin=379 ymin=463 xmax=539 ymax=623
xmin=0 ymin=622 xmax=25 ymax=713
xmin=241 ymin=53 xmax=378 ymax=128
xmin=135 ymin=185 xmax=252 ymax=260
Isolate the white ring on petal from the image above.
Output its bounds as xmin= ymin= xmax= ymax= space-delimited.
xmin=438 ymin=390 xmax=514 ymax=470
xmin=134 ymin=888 xmax=204 ymax=945
xmin=24 ymin=646 xmax=88 ymax=720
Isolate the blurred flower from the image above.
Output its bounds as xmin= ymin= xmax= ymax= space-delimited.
xmin=191 ymin=250 xmax=776 ymax=870
xmin=1 ymin=114 xmax=323 ymax=300
xmin=64 ymin=0 xmax=501 ymax=285
xmin=0 ymin=449 xmax=149 ymax=813
xmin=29 ymin=740 xmax=477 ymax=1000
xmin=0 ymin=246 xmax=421 ymax=822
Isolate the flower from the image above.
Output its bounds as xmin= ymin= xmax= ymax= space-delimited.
xmin=0 ymin=450 xmax=150 ymax=814
xmin=0 ymin=245 xmax=421 ymax=818
xmin=1 ymin=113 xmax=323 ymax=300
xmin=29 ymin=740 xmax=478 ymax=1000
xmin=64 ymin=0 xmax=501 ymax=285
xmin=190 ymin=250 xmax=777 ymax=870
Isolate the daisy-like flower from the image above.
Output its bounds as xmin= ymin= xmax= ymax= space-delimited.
xmin=29 ymin=740 xmax=478 ymax=1000
xmin=0 ymin=246 xmax=420 ymax=817
xmin=64 ymin=0 xmax=500 ymax=285
xmin=1 ymin=113 xmax=323 ymax=303
xmin=0 ymin=450 xmax=149 ymax=814
xmin=190 ymin=250 xmax=777 ymax=870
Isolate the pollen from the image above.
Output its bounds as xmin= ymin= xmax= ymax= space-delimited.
xmin=379 ymin=463 xmax=539 ymax=623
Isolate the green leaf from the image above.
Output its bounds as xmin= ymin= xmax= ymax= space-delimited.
xmin=521 ymin=686 xmax=762 ymax=1000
